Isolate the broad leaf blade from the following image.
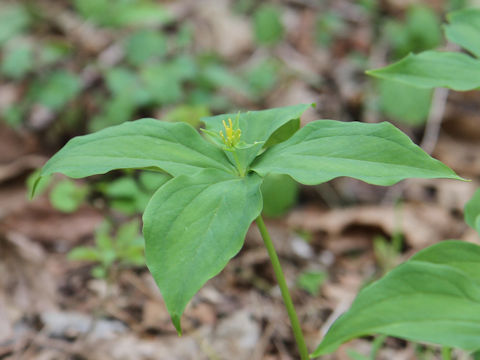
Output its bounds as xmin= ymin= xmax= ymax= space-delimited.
xmin=412 ymin=240 xmax=480 ymax=282
xmin=143 ymin=169 xmax=263 ymax=334
xmin=252 ymin=120 xmax=462 ymax=186
xmin=312 ymin=241 xmax=480 ymax=357
xmin=366 ymin=51 xmax=480 ymax=91
xmin=202 ymin=104 xmax=311 ymax=170
xmin=465 ymin=188 xmax=480 ymax=234
xmin=33 ymin=119 xmax=235 ymax=196
xmin=445 ymin=9 xmax=480 ymax=58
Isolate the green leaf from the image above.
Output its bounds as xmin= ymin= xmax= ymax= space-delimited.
xmin=202 ymin=104 xmax=310 ymax=173
xmin=244 ymin=59 xmax=280 ymax=96
xmin=465 ymin=188 xmax=480 ymax=234
xmin=33 ymin=119 xmax=235 ymax=197
xmin=143 ymin=169 xmax=263 ymax=334
xmin=49 ymin=179 xmax=88 ymax=213
xmin=0 ymin=4 xmax=30 ymax=45
xmin=378 ymin=79 xmax=432 ymax=126
xmin=296 ymin=271 xmax=326 ymax=296
xmin=366 ymin=51 xmax=480 ymax=91
xmin=312 ymin=241 xmax=480 ymax=356
xmin=445 ymin=8 xmax=480 ymax=58
xmin=261 ymin=174 xmax=298 ymax=217
xmin=164 ymin=105 xmax=211 ymax=128
xmin=104 ymin=67 xmax=150 ymax=105
xmin=252 ymin=120 xmax=462 ymax=186
xmin=140 ymin=58 xmax=196 ymax=105
xmin=74 ymin=0 xmax=171 ymax=27
xmin=29 ymin=70 xmax=81 ymax=111
xmin=68 ymin=246 xmax=101 ymax=262
xmin=1 ymin=41 xmax=34 ymax=79
xmin=253 ymin=4 xmax=284 ymax=46
xmin=125 ymin=29 xmax=167 ymax=67
xmin=116 ymin=219 xmax=140 ymax=248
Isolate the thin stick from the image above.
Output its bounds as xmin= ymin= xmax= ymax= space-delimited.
xmin=255 ymin=215 xmax=309 ymax=360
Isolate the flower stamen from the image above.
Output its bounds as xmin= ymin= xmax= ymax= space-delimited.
xmin=219 ymin=118 xmax=241 ymax=148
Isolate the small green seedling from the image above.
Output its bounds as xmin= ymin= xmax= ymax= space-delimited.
xmin=368 ymin=8 xmax=480 ymax=91
xmin=31 ymin=102 xmax=461 ymax=359
xmin=377 ymin=5 xmax=442 ymax=126
xmin=68 ymin=219 xmax=144 ymax=279
xmin=49 ymin=179 xmax=88 ymax=213
xmin=296 ymin=270 xmax=326 ymax=296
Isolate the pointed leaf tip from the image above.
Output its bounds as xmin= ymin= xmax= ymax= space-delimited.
xmin=172 ymin=314 xmax=182 ymax=336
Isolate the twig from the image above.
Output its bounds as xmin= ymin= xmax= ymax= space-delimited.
xmin=420 ymin=87 xmax=449 ymax=155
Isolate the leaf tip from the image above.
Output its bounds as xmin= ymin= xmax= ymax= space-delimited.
xmin=172 ymin=314 xmax=182 ymax=336
xmin=29 ymin=175 xmax=42 ymax=200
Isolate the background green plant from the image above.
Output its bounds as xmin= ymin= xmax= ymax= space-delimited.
xmin=314 ymin=7 xmax=480 ymax=357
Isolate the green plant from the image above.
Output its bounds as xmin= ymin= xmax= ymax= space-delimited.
xmin=296 ymin=270 xmax=326 ymax=297
xmin=253 ymin=4 xmax=284 ymax=46
xmin=49 ymin=179 xmax=88 ymax=213
xmin=31 ymin=102 xmax=461 ymax=359
xmin=313 ymin=195 xmax=480 ymax=357
xmin=368 ymin=8 xmax=480 ymax=91
xmin=260 ymin=173 xmax=298 ymax=218
xmin=68 ymin=219 xmax=144 ymax=279
xmin=377 ymin=5 xmax=442 ymax=125
xmin=313 ymin=7 xmax=480 ymax=358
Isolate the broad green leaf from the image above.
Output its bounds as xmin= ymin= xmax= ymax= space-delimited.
xmin=1 ymin=41 xmax=34 ymax=79
xmin=252 ymin=120 xmax=462 ymax=186
xmin=140 ymin=57 xmax=196 ymax=105
xmin=28 ymin=70 xmax=81 ymax=111
xmin=465 ymin=188 xmax=480 ymax=234
xmin=33 ymin=119 xmax=235 ymax=196
xmin=378 ymin=79 xmax=432 ymax=126
xmin=0 ymin=4 xmax=30 ymax=45
xmin=445 ymin=9 xmax=480 ymax=58
xmin=202 ymin=104 xmax=310 ymax=172
xmin=201 ymin=64 xmax=250 ymax=96
xmin=89 ymin=94 xmax=136 ymax=132
xmin=38 ymin=41 xmax=71 ymax=67
xmin=143 ymin=169 xmax=263 ymax=334
xmin=164 ymin=105 xmax=210 ymax=128
xmin=105 ymin=67 xmax=150 ymax=105
xmin=315 ymin=11 xmax=346 ymax=47
xmin=125 ymin=30 xmax=167 ymax=67
xmin=411 ymin=240 xmax=480 ymax=281
xmin=366 ymin=51 xmax=480 ymax=91
xmin=383 ymin=5 xmax=441 ymax=60
xmin=245 ymin=59 xmax=279 ymax=96
xmin=312 ymin=241 xmax=480 ymax=356
xmin=261 ymin=174 xmax=298 ymax=217
xmin=116 ymin=219 xmax=141 ymax=248
xmin=49 ymin=179 xmax=88 ymax=213
xmin=253 ymin=4 xmax=284 ymax=46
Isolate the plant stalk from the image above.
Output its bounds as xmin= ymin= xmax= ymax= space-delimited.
xmin=231 ymin=150 xmax=245 ymax=177
xmin=255 ymin=215 xmax=310 ymax=360
xmin=441 ymin=346 xmax=452 ymax=360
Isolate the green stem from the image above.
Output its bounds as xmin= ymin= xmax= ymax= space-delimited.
xmin=255 ymin=215 xmax=309 ymax=360
xmin=231 ymin=150 xmax=245 ymax=177
xmin=441 ymin=346 xmax=452 ymax=360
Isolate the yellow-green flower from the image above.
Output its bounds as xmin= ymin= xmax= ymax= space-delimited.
xmin=219 ymin=118 xmax=241 ymax=148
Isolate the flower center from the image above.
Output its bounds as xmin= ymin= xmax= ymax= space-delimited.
xmin=219 ymin=118 xmax=241 ymax=148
